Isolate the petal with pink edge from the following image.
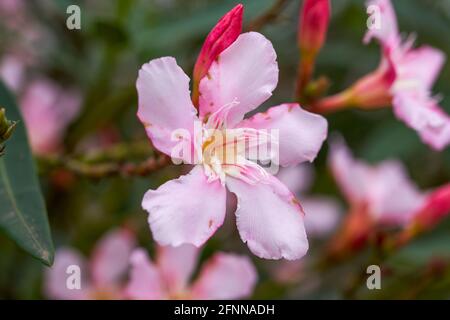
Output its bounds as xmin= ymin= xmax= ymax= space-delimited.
xmin=137 ymin=57 xmax=198 ymax=162
xmin=237 ymin=104 xmax=328 ymax=167
xmin=124 ymin=249 xmax=165 ymax=300
xmin=199 ymin=32 xmax=278 ymax=126
xmin=393 ymin=93 xmax=450 ymax=151
xmin=226 ymin=172 xmax=309 ymax=260
xmin=157 ymin=244 xmax=199 ymax=294
xmin=90 ymin=228 xmax=135 ymax=287
xmin=143 ymin=165 xmax=227 ymax=247
xmin=44 ymin=248 xmax=89 ymax=300
xmin=364 ymin=0 xmax=399 ymax=47
xmin=191 ymin=253 xmax=257 ymax=299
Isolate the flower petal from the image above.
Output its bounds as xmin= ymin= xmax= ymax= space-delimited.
xmin=44 ymin=248 xmax=89 ymax=300
xmin=364 ymin=0 xmax=399 ymax=47
xmin=90 ymin=228 xmax=135 ymax=287
xmin=143 ymin=165 xmax=227 ymax=247
xmin=395 ymin=46 xmax=445 ymax=91
xmin=191 ymin=253 xmax=257 ymax=299
xmin=137 ymin=57 xmax=198 ymax=161
xmin=302 ymin=197 xmax=342 ymax=236
xmin=329 ymin=138 xmax=372 ymax=204
xmin=156 ymin=244 xmax=199 ymax=294
xmin=226 ymin=172 xmax=309 ymax=260
xmin=238 ymin=104 xmax=328 ymax=166
xmin=276 ymin=164 xmax=314 ymax=195
xmin=124 ymin=249 xmax=165 ymax=300
xmin=199 ymin=32 xmax=278 ymax=126
xmin=393 ymin=92 xmax=450 ymax=151
xmin=367 ymin=160 xmax=425 ymax=225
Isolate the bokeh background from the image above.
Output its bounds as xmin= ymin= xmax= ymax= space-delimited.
xmin=0 ymin=0 xmax=449 ymax=299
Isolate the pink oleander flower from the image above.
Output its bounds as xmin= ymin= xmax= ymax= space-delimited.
xmin=330 ymin=138 xmax=426 ymax=227
xmin=125 ymin=244 xmax=257 ymax=300
xmin=192 ymin=4 xmax=243 ymax=106
xmin=137 ymin=14 xmax=328 ymax=259
xmin=20 ymin=78 xmax=81 ymax=155
xmin=277 ymin=165 xmax=341 ymax=237
xmin=327 ymin=138 xmax=427 ymax=256
xmin=298 ymin=0 xmax=331 ymax=56
xmin=366 ymin=0 xmax=450 ymax=150
xmin=45 ymin=228 xmax=135 ymax=300
xmin=356 ymin=0 xmax=449 ymax=150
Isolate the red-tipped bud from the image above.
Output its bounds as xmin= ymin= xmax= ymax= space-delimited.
xmin=192 ymin=4 xmax=243 ymax=106
xmin=414 ymin=184 xmax=450 ymax=230
xmin=298 ymin=0 xmax=330 ymax=55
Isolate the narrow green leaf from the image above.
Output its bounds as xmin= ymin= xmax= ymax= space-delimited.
xmin=0 ymin=81 xmax=54 ymax=266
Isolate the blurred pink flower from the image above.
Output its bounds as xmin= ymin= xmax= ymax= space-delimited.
xmin=329 ymin=138 xmax=425 ymax=226
xmin=20 ymin=79 xmax=81 ymax=155
xmin=45 ymin=228 xmax=135 ymax=300
xmin=364 ymin=0 xmax=450 ymax=150
xmin=277 ymin=165 xmax=341 ymax=237
xmin=137 ymin=29 xmax=328 ymax=260
xmin=125 ymin=245 xmax=257 ymax=300
xmin=0 ymin=54 xmax=26 ymax=92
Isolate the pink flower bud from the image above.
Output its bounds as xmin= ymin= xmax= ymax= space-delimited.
xmin=298 ymin=0 xmax=330 ymax=55
xmin=414 ymin=184 xmax=450 ymax=230
xmin=192 ymin=4 xmax=243 ymax=105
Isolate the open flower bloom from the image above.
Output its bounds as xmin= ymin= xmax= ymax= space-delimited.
xmin=330 ymin=138 xmax=425 ymax=227
xmin=327 ymin=138 xmax=427 ymax=256
xmin=20 ymin=78 xmax=81 ymax=155
xmin=364 ymin=0 xmax=450 ymax=150
xmin=125 ymin=244 xmax=257 ymax=300
xmin=137 ymin=30 xmax=328 ymax=260
xmin=45 ymin=228 xmax=135 ymax=300
xmin=277 ymin=165 xmax=341 ymax=237
xmin=317 ymin=0 xmax=450 ymax=150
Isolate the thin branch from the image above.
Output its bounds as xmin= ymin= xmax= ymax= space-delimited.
xmin=247 ymin=0 xmax=291 ymax=31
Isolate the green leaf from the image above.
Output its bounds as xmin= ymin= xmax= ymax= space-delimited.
xmin=0 ymin=81 xmax=54 ymax=266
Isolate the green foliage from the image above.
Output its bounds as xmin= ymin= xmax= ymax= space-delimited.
xmin=0 ymin=82 xmax=54 ymax=266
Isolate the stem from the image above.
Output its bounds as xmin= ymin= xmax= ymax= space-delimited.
xmin=310 ymin=89 xmax=354 ymax=114
xmin=295 ymin=54 xmax=316 ymax=102
xmin=247 ymin=0 xmax=291 ymax=31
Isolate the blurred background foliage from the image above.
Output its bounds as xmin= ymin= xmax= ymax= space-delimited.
xmin=0 ymin=0 xmax=449 ymax=299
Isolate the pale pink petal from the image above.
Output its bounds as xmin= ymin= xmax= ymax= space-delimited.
xmin=237 ymin=104 xmax=327 ymax=166
xmin=124 ymin=249 xmax=165 ymax=300
xmin=393 ymin=93 xmax=450 ymax=151
xmin=199 ymin=32 xmax=278 ymax=127
xmin=143 ymin=165 xmax=227 ymax=247
xmin=90 ymin=228 xmax=136 ymax=287
xmin=44 ymin=248 xmax=89 ymax=300
xmin=301 ymin=197 xmax=342 ymax=236
xmin=364 ymin=0 xmax=399 ymax=47
xmin=191 ymin=253 xmax=257 ymax=299
xmin=156 ymin=244 xmax=199 ymax=294
xmin=0 ymin=55 xmax=25 ymax=92
xmin=276 ymin=164 xmax=314 ymax=195
xmin=20 ymin=79 xmax=80 ymax=155
xmin=368 ymin=160 xmax=426 ymax=225
xmin=226 ymin=172 xmax=308 ymax=260
xmin=137 ymin=57 xmax=198 ymax=161
xmin=395 ymin=46 xmax=445 ymax=91
xmin=329 ymin=139 xmax=372 ymax=204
